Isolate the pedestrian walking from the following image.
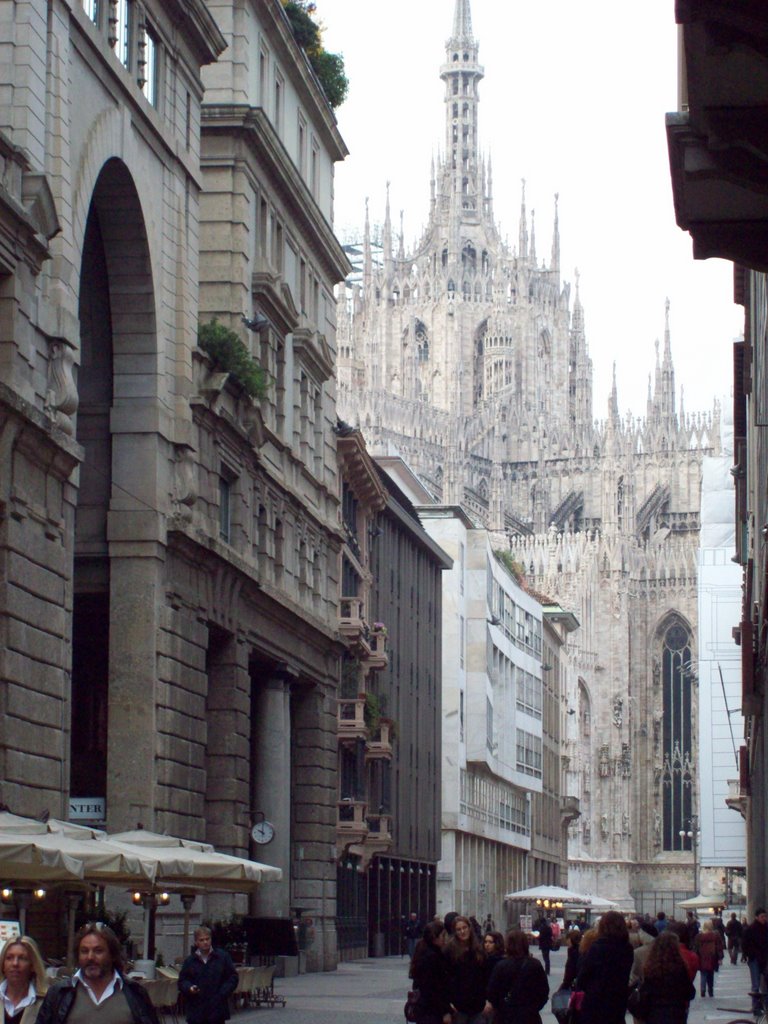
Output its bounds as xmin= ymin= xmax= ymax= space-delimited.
xmin=482 ymin=932 xmax=505 ymax=976
xmin=483 ymin=914 xmax=496 ymax=936
xmin=405 ymin=913 xmax=422 ymax=960
xmin=408 ymin=921 xmax=452 ymax=1024
xmin=445 ymin=916 xmax=487 ymax=1024
xmin=742 ymin=906 xmax=768 ymax=1014
xmin=178 ymin=926 xmax=238 ymax=1024
xmin=667 ymin=921 xmax=700 ymax=981
xmin=726 ymin=912 xmax=743 ymax=964
xmin=627 ymin=931 xmax=695 ymax=1024
xmin=485 ymin=930 xmax=549 ymax=1024
xmin=573 ymin=910 xmax=633 ymax=1024
xmin=557 ymin=928 xmax=581 ymax=994
xmin=536 ymin=917 xmax=553 ymax=976
xmin=693 ymin=919 xmax=723 ymax=997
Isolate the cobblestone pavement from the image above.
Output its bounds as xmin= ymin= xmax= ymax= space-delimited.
xmin=231 ymin=951 xmax=759 ymax=1024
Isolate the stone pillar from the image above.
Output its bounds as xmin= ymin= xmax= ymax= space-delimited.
xmin=205 ymin=631 xmax=251 ymax=851
xmin=204 ymin=629 xmax=251 ymax=923
xmin=291 ymin=684 xmax=338 ymax=971
xmin=250 ymin=671 xmax=293 ymax=917
xmin=106 ymin=552 xmax=164 ymax=832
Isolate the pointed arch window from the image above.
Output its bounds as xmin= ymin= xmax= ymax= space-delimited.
xmin=661 ymin=620 xmax=693 ymax=851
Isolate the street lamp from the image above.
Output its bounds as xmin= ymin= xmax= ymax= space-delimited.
xmin=679 ymin=816 xmax=699 ymax=896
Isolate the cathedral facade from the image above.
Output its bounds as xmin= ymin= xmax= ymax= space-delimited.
xmin=337 ymin=0 xmax=718 ymax=907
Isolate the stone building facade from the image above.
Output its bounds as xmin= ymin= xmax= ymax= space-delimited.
xmin=337 ymin=0 xmax=714 ymax=908
xmin=667 ymin=3 xmax=768 ymax=915
xmin=0 ymin=0 xmax=350 ymax=970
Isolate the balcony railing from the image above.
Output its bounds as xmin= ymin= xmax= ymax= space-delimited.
xmin=366 ymin=628 xmax=388 ymax=669
xmin=337 ymin=799 xmax=369 ymax=843
xmin=365 ymin=813 xmax=392 ymax=839
xmin=366 ymin=719 xmax=393 ymax=759
xmin=338 ymin=698 xmax=367 ymax=740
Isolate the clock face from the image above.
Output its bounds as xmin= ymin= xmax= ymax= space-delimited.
xmin=251 ymin=820 xmax=275 ymax=845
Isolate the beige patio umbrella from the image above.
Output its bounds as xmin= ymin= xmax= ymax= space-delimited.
xmin=107 ymin=829 xmax=282 ymax=953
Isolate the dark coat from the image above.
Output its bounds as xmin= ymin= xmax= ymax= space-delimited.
xmin=410 ymin=946 xmax=451 ymax=1023
xmin=487 ymin=956 xmax=549 ymax=1024
xmin=575 ymin=934 xmax=633 ymax=1024
xmin=537 ymin=920 xmax=553 ymax=952
xmin=559 ymin=944 xmax=580 ymax=992
xmin=178 ymin=948 xmax=238 ymax=1024
xmin=693 ymin=930 xmax=723 ymax=972
xmin=446 ymin=948 xmax=487 ymax=1015
xmin=633 ymin=964 xmax=695 ymax=1024
xmin=743 ymin=919 xmax=768 ymax=968
xmin=36 ymin=977 xmax=159 ymax=1024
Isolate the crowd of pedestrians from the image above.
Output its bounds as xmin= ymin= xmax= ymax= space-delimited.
xmin=406 ymin=906 xmax=762 ymax=1024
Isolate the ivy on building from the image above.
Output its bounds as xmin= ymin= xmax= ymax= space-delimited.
xmin=282 ymin=1 xmax=349 ymax=109
xmin=198 ymin=319 xmax=269 ymax=401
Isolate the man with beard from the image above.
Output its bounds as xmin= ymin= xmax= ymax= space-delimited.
xmin=37 ymin=922 xmax=158 ymax=1024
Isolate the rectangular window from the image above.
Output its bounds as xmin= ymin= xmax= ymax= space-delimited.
xmin=516 ymin=728 xmax=542 ymax=778
xmin=274 ymin=72 xmax=283 ymax=131
xmin=310 ymin=141 xmax=319 ymax=197
xmin=140 ymin=23 xmax=158 ymax=106
xmin=486 ymin=697 xmax=493 ymax=752
xmin=219 ymin=469 xmax=236 ymax=544
xmin=113 ymin=0 xmax=133 ymax=68
xmin=259 ymin=49 xmax=269 ymax=107
xmin=459 ymin=615 xmax=465 ymax=668
xmin=298 ymin=115 xmax=307 ymax=176
xmin=82 ymin=0 xmax=98 ymax=23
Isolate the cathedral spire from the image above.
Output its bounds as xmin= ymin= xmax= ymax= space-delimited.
xmin=383 ymin=181 xmax=393 ymax=273
xmin=551 ymin=193 xmax=560 ymax=275
xmin=398 ymin=210 xmax=405 ymax=260
xmin=452 ymin=0 xmax=473 ymax=39
xmin=363 ymin=197 xmax=372 ymax=293
xmin=441 ymin=0 xmax=484 ymax=217
xmin=519 ymin=179 xmax=528 ymax=259
xmin=530 ymin=208 xmax=537 ymax=266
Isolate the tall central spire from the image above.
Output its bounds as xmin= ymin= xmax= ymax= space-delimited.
xmin=452 ymin=0 xmax=473 ymax=38
xmin=440 ymin=0 xmax=484 ymax=217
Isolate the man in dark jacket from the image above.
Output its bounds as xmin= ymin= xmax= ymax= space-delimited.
xmin=536 ymin=917 xmax=553 ymax=976
xmin=37 ymin=922 xmax=158 ymax=1024
xmin=742 ymin=907 xmax=768 ymax=1015
xmin=725 ymin=911 xmax=744 ymax=964
xmin=178 ymin=926 xmax=238 ymax=1024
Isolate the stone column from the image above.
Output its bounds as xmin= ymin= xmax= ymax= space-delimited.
xmin=291 ymin=684 xmax=338 ymax=971
xmin=204 ymin=629 xmax=251 ymax=923
xmin=250 ymin=671 xmax=293 ymax=917
xmin=106 ymin=551 xmax=164 ymax=832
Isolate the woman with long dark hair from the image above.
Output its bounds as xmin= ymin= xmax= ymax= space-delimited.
xmin=573 ymin=911 xmax=633 ymax=1024
xmin=409 ymin=921 xmax=452 ymax=1024
xmin=629 ymin=932 xmax=695 ymax=1024
xmin=485 ymin=930 xmax=549 ymax=1024
xmin=445 ymin=915 xmax=487 ymax=1024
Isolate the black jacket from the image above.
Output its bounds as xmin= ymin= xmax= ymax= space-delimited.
xmin=410 ymin=946 xmax=451 ymax=1021
xmin=36 ymin=977 xmax=159 ymax=1024
xmin=743 ymin=920 xmax=768 ymax=968
xmin=575 ymin=934 xmax=633 ymax=1024
xmin=178 ymin=948 xmax=238 ymax=1024
xmin=446 ymin=948 xmax=487 ymax=1015
xmin=487 ymin=956 xmax=549 ymax=1024
xmin=633 ymin=964 xmax=695 ymax=1024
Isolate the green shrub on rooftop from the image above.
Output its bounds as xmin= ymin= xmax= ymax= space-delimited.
xmin=198 ymin=319 xmax=269 ymax=401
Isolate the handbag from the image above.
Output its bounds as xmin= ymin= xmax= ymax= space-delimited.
xmin=404 ymin=989 xmax=419 ymax=1022
xmin=627 ymin=982 xmax=650 ymax=1020
xmin=551 ymin=987 xmax=571 ymax=1023
xmin=568 ymin=990 xmax=584 ymax=1012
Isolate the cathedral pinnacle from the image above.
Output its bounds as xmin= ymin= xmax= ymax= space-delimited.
xmin=519 ymin=179 xmax=528 ymax=259
xmin=451 ymin=0 xmax=474 ymax=43
xmin=551 ymin=193 xmax=560 ymax=276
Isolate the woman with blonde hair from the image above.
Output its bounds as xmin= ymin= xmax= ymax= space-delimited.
xmin=0 ymin=936 xmax=49 ymax=1024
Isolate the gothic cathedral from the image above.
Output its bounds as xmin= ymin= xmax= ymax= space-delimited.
xmin=336 ymin=0 xmax=717 ymax=905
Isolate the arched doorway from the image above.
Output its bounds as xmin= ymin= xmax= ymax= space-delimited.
xmin=70 ymin=159 xmax=157 ymax=817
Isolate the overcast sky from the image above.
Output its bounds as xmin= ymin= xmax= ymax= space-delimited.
xmin=317 ymin=0 xmax=743 ymax=420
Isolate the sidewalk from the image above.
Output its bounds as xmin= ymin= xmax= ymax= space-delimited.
xmin=232 ymin=951 xmax=757 ymax=1024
